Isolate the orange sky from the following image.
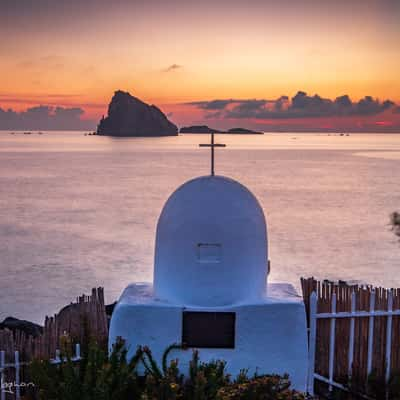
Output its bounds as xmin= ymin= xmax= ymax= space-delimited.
xmin=0 ymin=0 xmax=399 ymax=130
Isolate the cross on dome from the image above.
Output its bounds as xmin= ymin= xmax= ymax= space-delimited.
xmin=199 ymin=133 xmax=226 ymax=176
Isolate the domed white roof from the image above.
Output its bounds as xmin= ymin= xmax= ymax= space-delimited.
xmin=153 ymin=175 xmax=268 ymax=306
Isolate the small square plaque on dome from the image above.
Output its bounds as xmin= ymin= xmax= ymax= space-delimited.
xmin=197 ymin=243 xmax=221 ymax=263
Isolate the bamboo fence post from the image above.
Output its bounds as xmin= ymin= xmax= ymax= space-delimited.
xmin=385 ymin=290 xmax=393 ymax=384
xmin=367 ymin=291 xmax=376 ymax=376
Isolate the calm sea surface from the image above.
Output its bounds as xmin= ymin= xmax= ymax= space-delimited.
xmin=1 ymin=131 xmax=400 ymax=323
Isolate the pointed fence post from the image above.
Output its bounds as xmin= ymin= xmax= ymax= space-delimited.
xmin=328 ymin=292 xmax=337 ymax=392
xmin=348 ymin=292 xmax=356 ymax=378
xmin=0 ymin=350 xmax=5 ymax=400
xmin=307 ymin=291 xmax=317 ymax=396
xmin=15 ymin=351 xmax=20 ymax=400
xmin=385 ymin=291 xmax=393 ymax=384
xmin=367 ymin=291 xmax=375 ymax=377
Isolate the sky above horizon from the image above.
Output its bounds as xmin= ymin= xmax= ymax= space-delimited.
xmin=1 ymin=0 xmax=399 ymax=131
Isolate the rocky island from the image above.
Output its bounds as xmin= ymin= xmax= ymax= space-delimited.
xmin=97 ymin=90 xmax=178 ymax=136
xmin=180 ymin=125 xmax=263 ymax=134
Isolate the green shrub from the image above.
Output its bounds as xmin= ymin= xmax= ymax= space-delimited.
xmin=27 ymin=340 xmax=305 ymax=400
xmin=216 ymin=374 xmax=305 ymax=400
xmin=29 ymin=338 xmax=141 ymax=400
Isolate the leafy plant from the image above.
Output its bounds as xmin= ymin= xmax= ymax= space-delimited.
xmin=28 ymin=340 xmax=306 ymax=400
xmin=216 ymin=374 xmax=305 ymax=400
xmin=140 ymin=344 xmax=184 ymax=400
xmin=391 ymin=211 xmax=400 ymax=241
xmin=29 ymin=337 xmax=141 ymax=400
xmin=387 ymin=372 xmax=400 ymax=400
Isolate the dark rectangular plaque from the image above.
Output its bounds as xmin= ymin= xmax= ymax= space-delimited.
xmin=182 ymin=311 xmax=235 ymax=348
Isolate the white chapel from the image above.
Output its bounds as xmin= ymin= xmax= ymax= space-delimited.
xmin=109 ymin=134 xmax=308 ymax=391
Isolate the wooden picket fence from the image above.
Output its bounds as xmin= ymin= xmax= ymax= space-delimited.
xmin=301 ymin=277 xmax=400 ymax=397
xmin=0 ymin=287 xmax=108 ymax=362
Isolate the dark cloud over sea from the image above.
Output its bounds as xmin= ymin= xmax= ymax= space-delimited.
xmin=188 ymin=91 xmax=398 ymax=120
xmin=0 ymin=105 xmax=95 ymax=130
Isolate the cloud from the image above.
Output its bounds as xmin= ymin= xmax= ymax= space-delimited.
xmin=163 ymin=64 xmax=182 ymax=72
xmin=188 ymin=91 xmax=399 ymax=120
xmin=0 ymin=105 xmax=95 ymax=130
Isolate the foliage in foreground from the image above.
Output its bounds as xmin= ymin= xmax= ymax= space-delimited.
xmin=27 ymin=338 xmax=305 ymax=400
xmin=391 ymin=211 xmax=400 ymax=241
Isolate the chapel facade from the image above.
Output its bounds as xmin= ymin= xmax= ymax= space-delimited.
xmin=109 ymin=135 xmax=308 ymax=391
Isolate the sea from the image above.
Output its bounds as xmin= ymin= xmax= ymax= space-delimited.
xmin=0 ymin=131 xmax=399 ymax=323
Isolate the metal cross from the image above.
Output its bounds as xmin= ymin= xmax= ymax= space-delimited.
xmin=199 ymin=133 xmax=226 ymax=176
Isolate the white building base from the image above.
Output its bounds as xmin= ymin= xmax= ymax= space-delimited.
xmin=109 ymin=282 xmax=308 ymax=392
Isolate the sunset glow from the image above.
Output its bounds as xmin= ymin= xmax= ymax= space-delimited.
xmin=1 ymin=0 xmax=399 ymax=131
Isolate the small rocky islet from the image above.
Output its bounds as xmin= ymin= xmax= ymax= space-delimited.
xmin=179 ymin=125 xmax=263 ymax=134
